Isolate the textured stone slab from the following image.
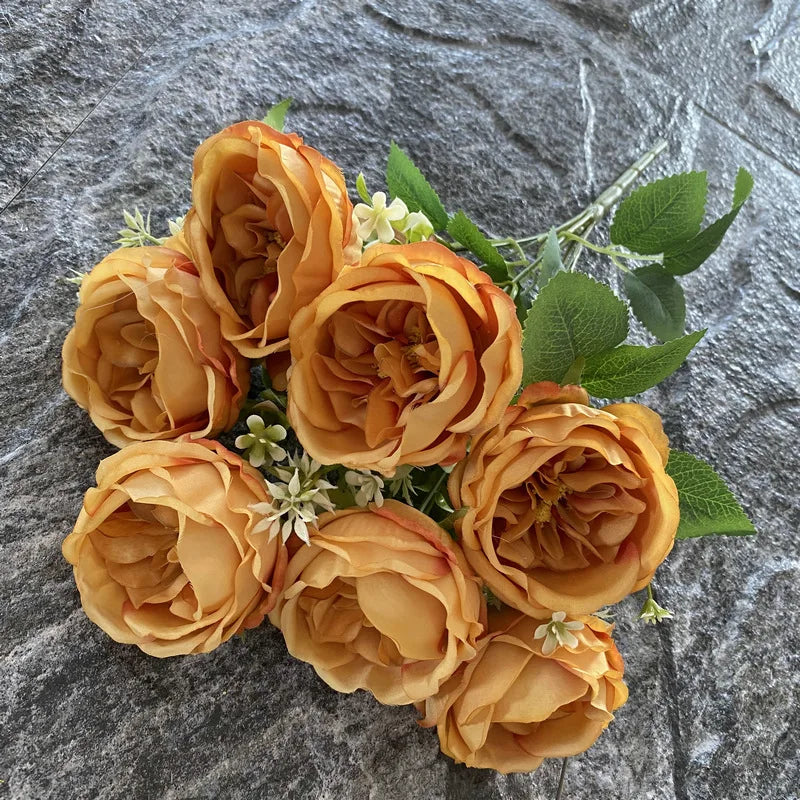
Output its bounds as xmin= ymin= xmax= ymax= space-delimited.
xmin=1 ymin=1 xmax=798 ymax=798
xmin=0 ymin=0 xmax=187 ymax=208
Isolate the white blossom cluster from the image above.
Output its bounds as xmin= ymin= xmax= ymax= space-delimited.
xmin=353 ymin=181 xmax=434 ymax=246
xmin=250 ymin=452 xmax=336 ymax=545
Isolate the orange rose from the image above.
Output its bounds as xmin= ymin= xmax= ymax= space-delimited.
xmin=287 ymin=242 xmax=523 ymax=475
xmin=62 ymin=438 xmax=287 ymax=657
xmin=418 ymin=609 xmax=628 ymax=773
xmin=449 ymin=382 xmax=679 ymax=617
xmin=185 ymin=120 xmax=361 ymax=360
xmin=269 ymin=500 xmax=485 ymax=705
xmin=62 ymin=246 xmax=249 ymax=448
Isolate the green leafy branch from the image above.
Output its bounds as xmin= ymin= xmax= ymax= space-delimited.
xmin=375 ymin=132 xmax=756 ymax=544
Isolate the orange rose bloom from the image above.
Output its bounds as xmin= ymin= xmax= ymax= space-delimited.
xmin=287 ymin=242 xmax=523 ymax=475
xmin=449 ymin=382 xmax=679 ymax=617
xmin=62 ymin=246 xmax=249 ymax=448
xmin=62 ymin=439 xmax=287 ymax=657
xmin=269 ymin=501 xmax=485 ymax=705
xmin=418 ymin=609 xmax=628 ymax=773
xmin=185 ymin=120 xmax=361 ymax=360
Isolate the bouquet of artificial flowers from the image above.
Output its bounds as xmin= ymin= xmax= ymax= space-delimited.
xmin=60 ymin=100 xmax=754 ymax=781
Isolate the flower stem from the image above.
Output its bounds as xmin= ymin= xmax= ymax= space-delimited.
xmin=499 ymin=139 xmax=669 ymax=280
xmin=560 ymin=232 xmax=662 ymax=263
xmin=555 ymin=758 xmax=569 ymax=800
xmin=419 ymin=469 xmax=449 ymax=515
xmin=590 ymin=139 xmax=669 ymax=221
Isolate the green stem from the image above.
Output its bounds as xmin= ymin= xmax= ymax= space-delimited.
xmin=560 ymin=232 xmax=662 ymax=263
xmin=436 ymin=234 xmax=464 ymax=250
xmin=494 ymin=138 xmax=669 ymax=269
xmin=588 ymin=138 xmax=668 ymax=222
xmin=505 ymin=254 xmax=543 ymax=286
xmin=559 ymin=138 xmax=668 ymax=271
xmin=419 ymin=470 xmax=448 ymax=515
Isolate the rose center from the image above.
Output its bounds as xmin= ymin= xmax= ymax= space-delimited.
xmin=314 ymin=300 xmax=444 ymax=446
xmin=212 ymin=170 xmax=294 ymax=323
xmin=298 ymin=578 xmax=406 ymax=667
xmin=492 ymin=447 xmax=645 ymax=572
xmin=87 ymin=502 xmax=203 ymax=618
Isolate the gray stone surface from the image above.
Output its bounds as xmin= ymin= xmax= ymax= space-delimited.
xmin=1 ymin=0 xmax=798 ymax=798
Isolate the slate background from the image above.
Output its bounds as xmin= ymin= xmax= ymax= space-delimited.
xmin=1 ymin=1 xmax=799 ymax=798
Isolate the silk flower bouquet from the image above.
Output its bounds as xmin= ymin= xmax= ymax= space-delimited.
xmin=60 ymin=99 xmax=755 ymax=786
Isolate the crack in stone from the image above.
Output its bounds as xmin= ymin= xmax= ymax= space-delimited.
xmin=748 ymin=0 xmax=800 ymax=63
xmin=695 ymin=103 xmax=800 ymax=179
xmin=0 ymin=0 xmax=198 ymax=219
xmin=578 ymin=58 xmax=597 ymax=192
xmin=362 ymin=3 xmax=480 ymax=47
xmin=363 ymin=2 xmax=556 ymax=51
xmin=458 ymin=83 xmax=571 ymax=180
xmin=778 ymin=276 xmax=800 ymax=302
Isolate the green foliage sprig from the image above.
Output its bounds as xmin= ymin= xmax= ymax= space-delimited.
xmin=376 ymin=137 xmax=755 ymax=541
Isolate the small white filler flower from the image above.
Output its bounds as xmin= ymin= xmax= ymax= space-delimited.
xmin=344 ymin=469 xmax=385 ymax=508
xmin=235 ymin=415 xmax=287 ymax=468
xmin=386 ymin=464 xmax=416 ymax=504
xmin=354 ymin=191 xmax=409 ymax=243
xmin=534 ymin=611 xmax=585 ymax=656
xmin=400 ymin=210 xmax=434 ymax=242
xmin=250 ymin=452 xmax=336 ymax=545
xmin=638 ymin=595 xmax=674 ymax=625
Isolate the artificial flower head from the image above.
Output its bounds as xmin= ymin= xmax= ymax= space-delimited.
xmin=62 ymin=438 xmax=287 ymax=656
xmin=288 ymin=241 xmax=523 ymax=475
xmin=449 ymin=382 xmax=679 ymax=617
xmin=185 ymin=120 xmax=361 ymax=358
xmin=270 ymin=501 xmax=486 ymax=704
xmin=62 ymin=246 xmax=249 ymax=448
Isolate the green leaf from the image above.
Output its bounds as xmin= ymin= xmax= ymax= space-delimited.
xmin=666 ymin=450 xmax=756 ymax=539
xmin=521 ymin=272 xmax=628 ymax=386
xmin=538 ymin=227 xmax=564 ymax=288
xmin=513 ymin=291 xmax=531 ymax=325
xmin=446 ymin=211 xmax=509 ymax=283
xmin=386 ymin=142 xmax=449 ymax=231
xmin=262 ymin=98 xmax=292 ymax=131
xmin=623 ymin=264 xmax=686 ymax=341
xmin=610 ymin=171 xmax=707 ymax=254
xmin=355 ymin=172 xmax=371 ymax=204
xmin=581 ymin=330 xmax=704 ymax=398
xmin=663 ymin=167 xmax=753 ymax=275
